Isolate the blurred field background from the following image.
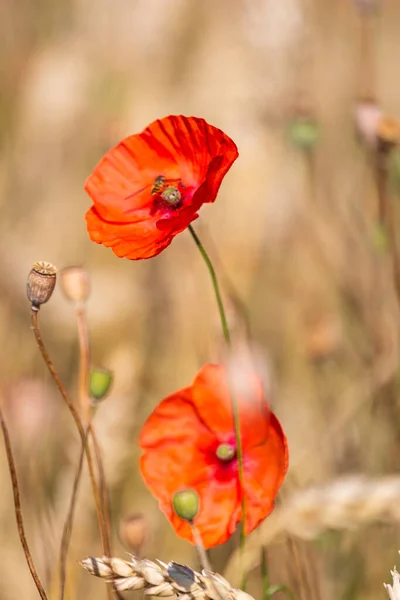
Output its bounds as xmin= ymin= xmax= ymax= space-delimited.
xmin=2 ymin=0 xmax=400 ymax=599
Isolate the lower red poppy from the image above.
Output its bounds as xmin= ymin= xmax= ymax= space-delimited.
xmin=139 ymin=363 xmax=288 ymax=548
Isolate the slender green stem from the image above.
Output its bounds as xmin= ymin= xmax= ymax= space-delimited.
xmin=188 ymin=224 xmax=246 ymax=555
xmin=188 ymin=225 xmax=230 ymax=345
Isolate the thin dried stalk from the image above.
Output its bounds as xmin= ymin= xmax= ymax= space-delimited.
xmin=225 ymin=476 xmax=400 ymax=586
xmin=30 ymin=311 xmax=110 ymax=558
xmin=0 ymin=404 xmax=48 ymax=600
xmin=80 ymin=555 xmax=254 ymax=600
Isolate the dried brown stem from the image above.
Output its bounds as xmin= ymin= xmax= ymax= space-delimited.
xmin=30 ymin=310 xmax=110 ymax=558
xmin=74 ymin=302 xmax=115 ymax=600
xmin=0 ymin=404 xmax=48 ymax=600
xmin=59 ymin=439 xmax=86 ymax=600
xmin=375 ymin=154 xmax=400 ymax=308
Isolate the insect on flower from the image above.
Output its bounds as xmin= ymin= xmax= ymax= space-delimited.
xmin=84 ymin=115 xmax=238 ymax=260
xmin=151 ymin=176 xmax=166 ymax=195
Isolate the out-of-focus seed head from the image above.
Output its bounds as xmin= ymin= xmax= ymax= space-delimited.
xmin=89 ymin=367 xmax=113 ymax=402
xmin=355 ymin=99 xmax=382 ymax=148
xmin=60 ymin=266 xmax=90 ymax=304
xmin=172 ymin=489 xmax=199 ymax=522
xmin=388 ymin=146 xmax=400 ymax=193
xmin=27 ymin=261 xmax=57 ymax=310
xmin=119 ymin=513 xmax=150 ymax=553
xmin=288 ymin=116 xmax=320 ymax=151
xmin=377 ymin=116 xmax=400 ymax=155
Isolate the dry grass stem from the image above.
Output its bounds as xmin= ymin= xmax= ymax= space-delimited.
xmin=225 ymin=476 xmax=400 ymax=585
xmin=80 ymin=555 xmax=254 ymax=600
xmin=0 ymin=405 xmax=48 ymax=600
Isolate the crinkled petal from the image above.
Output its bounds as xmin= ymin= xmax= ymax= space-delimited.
xmin=192 ymin=363 xmax=271 ymax=448
xmin=86 ymin=207 xmax=176 ymax=260
xmin=242 ymin=413 xmax=289 ymax=534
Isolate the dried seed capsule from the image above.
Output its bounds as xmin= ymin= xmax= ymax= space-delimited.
xmin=60 ymin=266 xmax=90 ymax=304
xmin=27 ymin=262 xmax=57 ymax=310
xmin=172 ymin=489 xmax=199 ymax=522
xmin=119 ymin=512 xmax=150 ymax=553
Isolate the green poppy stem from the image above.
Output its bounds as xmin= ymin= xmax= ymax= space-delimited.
xmin=188 ymin=224 xmax=246 ymax=555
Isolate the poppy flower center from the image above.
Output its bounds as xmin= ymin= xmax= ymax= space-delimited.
xmin=216 ymin=443 xmax=236 ymax=462
xmin=151 ymin=175 xmax=183 ymax=211
xmin=161 ymin=186 xmax=181 ymax=206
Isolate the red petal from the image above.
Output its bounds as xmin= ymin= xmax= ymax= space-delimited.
xmin=86 ymin=207 xmax=174 ymax=260
xmin=192 ymin=363 xmax=271 ymax=449
xmin=139 ymin=389 xmax=216 ymax=499
xmin=161 ymin=478 xmax=241 ymax=548
xmin=242 ymin=413 xmax=289 ymax=534
xmin=85 ymin=116 xmax=238 ymax=223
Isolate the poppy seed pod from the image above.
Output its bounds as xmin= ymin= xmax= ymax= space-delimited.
xmin=119 ymin=513 xmax=149 ymax=553
xmin=60 ymin=266 xmax=90 ymax=304
xmin=27 ymin=262 xmax=57 ymax=310
xmin=89 ymin=367 xmax=113 ymax=401
xmin=172 ymin=489 xmax=199 ymax=522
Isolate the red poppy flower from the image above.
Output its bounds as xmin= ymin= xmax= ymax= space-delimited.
xmin=139 ymin=363 xmax=288 ymax=548
xmin=84 ymin=115 xmax=238 ymax=260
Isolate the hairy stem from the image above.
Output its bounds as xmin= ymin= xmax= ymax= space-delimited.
xmin=188 ymin=225 xmax=246 ymax=556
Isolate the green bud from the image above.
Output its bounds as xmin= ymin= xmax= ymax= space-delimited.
xmin=89 ymin=367 xmax=113 ymax=401
xmin=172 ymin=489 xmax=199 ymax=521
xmin=371 ymin=223 xmax=389 ymax=254
xmin=288 ymin=118 xmax=320 ymax=151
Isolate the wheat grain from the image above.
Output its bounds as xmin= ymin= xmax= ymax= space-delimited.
xmin=80 ymin=555 xmax=255 ymax=600
xmin=225 ymin=476 xmax=400 ymax=586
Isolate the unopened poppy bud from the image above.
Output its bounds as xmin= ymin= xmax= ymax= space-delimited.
xmin=89 ymin=367 xmax=113 ymax=401
xmin=172 ymin=489 xmax=199 ymax=522
xmin=60 ymin=266 xmax=90 ymax=304
xmin=27 ymin=262 xmax=57 ymax=310
xmin=119 ymin=513 xmax=149 ymax=553
xmin=288 ymin=117 xmax=320 ymax=151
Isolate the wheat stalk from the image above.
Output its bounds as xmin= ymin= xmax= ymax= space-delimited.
xmin=225 ymin=476 xmax=400 ymax=586
xmin=80 ymin=554 xmax=255 ymax=600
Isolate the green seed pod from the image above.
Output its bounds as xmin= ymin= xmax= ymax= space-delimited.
xmin=288 ymin=117 xmax=320 ymax=151
xmin=371 ymin=223 xmax=389 ymax=254
xmin=89 ymin=367 xmax=113 ymax=401
xmin=172 ymin=489 xmax=199 ymax=522
xmin=27 ymin=261 xmax=57 ymax=310
xmin=161 ymin=186 xmax=181 ymax=206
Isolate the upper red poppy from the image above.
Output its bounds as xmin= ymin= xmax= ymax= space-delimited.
xmin=139 ymin=363 xmax=288 ymax=549
xmin=84 ymin=115 xmax=238 ymax=260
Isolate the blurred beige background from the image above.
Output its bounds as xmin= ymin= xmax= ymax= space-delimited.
xmin=2 ymin=1 xmax=400 ymax=599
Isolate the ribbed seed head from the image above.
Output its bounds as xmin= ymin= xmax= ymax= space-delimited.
xmin=27 ymin=262 xmax=57 ymax=310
